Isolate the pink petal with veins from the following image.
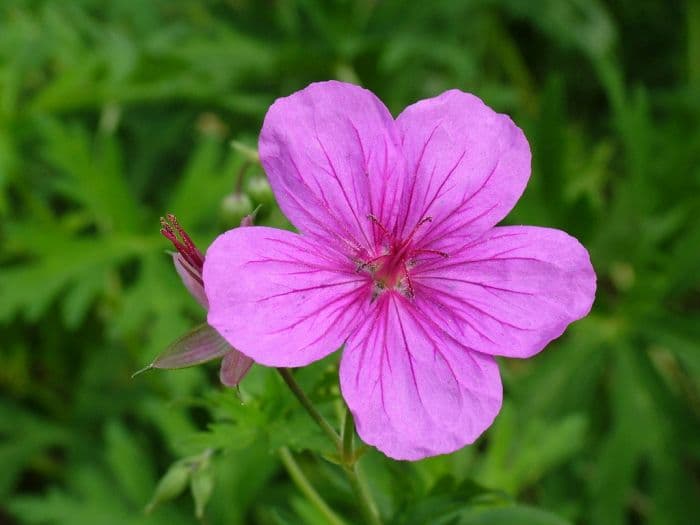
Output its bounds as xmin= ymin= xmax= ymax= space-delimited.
xmin=259 ymin=81 xmax=408 ymax=252
xmin=203 ymin=226 xmax=370 ymax=367
xmin=396 ymin=90 xmax=531 ymax=250
xmin=340 ymin=293 xmax=502 ymax=460
xmin=412 ymin=226 xmax=596 ymax=358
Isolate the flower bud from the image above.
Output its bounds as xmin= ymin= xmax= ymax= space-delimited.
xmin=145 ymin=461 xmax=190 ymax=514
xmin=246 ymin=176 xmax=274 ymax=206
xmin=230 ymin=140 xmax=260 ymax=163
xmin=190 ymin=466 xmax=215 ymax=519
xmin=220 ymin=192 xmax=253 ymax=229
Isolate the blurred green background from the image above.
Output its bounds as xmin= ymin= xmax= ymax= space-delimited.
xmin=1 ymin=1 xmax=699 ymax=524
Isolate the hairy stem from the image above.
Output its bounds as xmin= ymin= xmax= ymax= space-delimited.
xmin=276 ymin=368 xmax=341 ymax=448
xmin=342 ymin=408 xmax=355 ymax=464
xmin=340 ymin=410 xmax=382 ymax=525
xmin=278 ymin=447 xmax=347 ymax=525
xmin=277 ymin=368 xmax=382 ymax=525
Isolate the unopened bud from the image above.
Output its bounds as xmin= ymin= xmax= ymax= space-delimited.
xmin=145 ymin=461 xmax=190 ymax=514
xmin=191 ymin=467 xmax=215 ymax=519
xmin=246 ymin=176 xmax=273 ymax=205
xmin=230 ymin=140 xmax=260 ymax=163
xmin=220 ymin=193 xmax=253 ymax=229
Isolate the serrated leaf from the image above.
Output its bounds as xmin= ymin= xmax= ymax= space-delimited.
xmin=178 ymin=423 xmax=257 ymax=455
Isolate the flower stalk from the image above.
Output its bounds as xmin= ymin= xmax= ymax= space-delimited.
xmin=340 ymin=410 xmax=382 ymax=525
xmin=278 ymin=447 xmax=347 ymax=525
xmin=277 ymin=368 xmax=382 ymax=525
xmin=276 ymin=368 xmax=341 ymax=448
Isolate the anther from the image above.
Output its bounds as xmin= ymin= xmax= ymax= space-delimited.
xmin=160 ymin=213 xmax=205 ymax=272
xmin=402 ymin=260 xmax=415 ymax=298
xmin=404 ymin=215 xmax=433 ymax=245
xmin=367 ymin=213 xmax=391 ymax=240
xmin=355 ymin=253 xmax=387 ymax=273
xmin=166 ymin=214 xmax=202 ymax=264
xmin=413 ymin=248 xmax=449 ymax=258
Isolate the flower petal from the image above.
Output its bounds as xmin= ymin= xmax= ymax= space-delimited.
xmin=173 ymin=253 xmax=208 ymax=309
xmin=413 ymin=226 xmax=596 ymax=358
xmin=259 ymin=81 xmax=407 ymax=253
xmin=219 ymin=350 xmax=254 ymax=388
xmin=395 ymin=90 xmax=531 ymax=250
xmin=339 ymin=294 xmax=502 ymax=460
xmin=203 ymin=226 xmax=370 ymax=367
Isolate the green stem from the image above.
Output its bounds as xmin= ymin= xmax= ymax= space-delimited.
xmin=277 ymin=369 xmax=382 ymax=525
xmin=340 ymin=411 xmax=382 ymax=525
xmin=278 ymin=447 xmax=347 ymax=525
xmin=342 ymin=408 xmax=354 ymax=464
xmin=277 ymin=368 xmax=341 ymax=448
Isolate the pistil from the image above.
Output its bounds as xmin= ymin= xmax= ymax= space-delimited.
xmin=356 ymin=214 xmax=449 ymax=300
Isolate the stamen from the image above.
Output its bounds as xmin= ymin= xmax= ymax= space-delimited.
xmin=412 ymin=248 xmax=449 ymax=258
xmin=367 ymin=214 xmax=391 ymax=241
xmin=356 ymin=252 xmax=388 ymax=273
xmin=160 ymin=224 xmax=189 ymax=261
xmin=404 ymin=215 xmax=432 ymax=245
xmin=160 ymin=213 xmax=205 ymax=272
xmin=402 ymin=260 xmax=415 ymax=298
xmin=371 ymin=281 xmax=385 ymax=303
xmin=356 ymin=214 xmax=447 ymax=302
xmin=166 ymin=214 xmax=204 ymax=267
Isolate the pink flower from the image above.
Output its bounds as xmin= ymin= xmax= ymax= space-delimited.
xmin=203 ymin=81 xmax=596 ymax=460
xmin=158 ymin=214 xmax=254 ymax=387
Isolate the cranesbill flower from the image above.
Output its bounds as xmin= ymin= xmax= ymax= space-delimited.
xmin=157 ymin=214 xmax=254 ymax=387
xmin=203 ymin=81 xmax=596 ymax=460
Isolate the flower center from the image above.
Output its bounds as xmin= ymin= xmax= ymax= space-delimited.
xmin=356 ymin=215 xmax=448 ymax=300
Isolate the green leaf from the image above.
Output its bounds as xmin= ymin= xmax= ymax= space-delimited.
xmin=460 ymin=505 xmax=572 ymax=525
xmin=104 ymin=421 xmax=156 ymax=508
xmin=0 ymin=402 xmax=69 ymax=497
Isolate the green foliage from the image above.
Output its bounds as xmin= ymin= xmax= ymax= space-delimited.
xmin=1 ymin=1 xmax=699 ymax=524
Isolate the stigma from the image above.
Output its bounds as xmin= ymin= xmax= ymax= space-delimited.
xmin=355 ymin=214 xmax=448 ymax=300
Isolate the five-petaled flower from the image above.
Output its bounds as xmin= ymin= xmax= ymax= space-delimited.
xmin=203 ymin=81 xmax=596 ymax=460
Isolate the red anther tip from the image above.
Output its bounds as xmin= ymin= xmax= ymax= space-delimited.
xmin=159 ymin=213 xmax=204 ymax=272
xmin=160 ymin=227 xmax=176 ymax=242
